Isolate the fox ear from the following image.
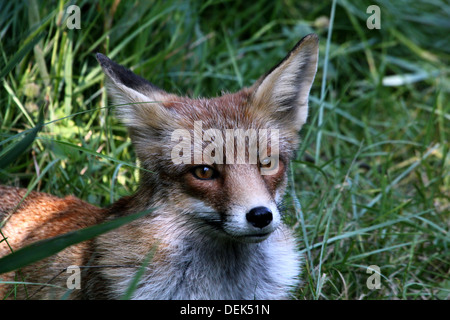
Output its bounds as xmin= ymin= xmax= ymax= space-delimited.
xmin=96 ymin=53 xmax=172 ymax=129
xmin=251 ymin=34 xmax=319 ymax=131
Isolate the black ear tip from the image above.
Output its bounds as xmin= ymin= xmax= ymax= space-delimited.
xmin=95 ymin=53 xmax=163 ymax=93
xmin=96 ymin=53 xmax=109 ymax=65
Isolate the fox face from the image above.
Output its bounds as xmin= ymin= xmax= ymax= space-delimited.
xmin=97 ymin=34 xmax=318 ymax=244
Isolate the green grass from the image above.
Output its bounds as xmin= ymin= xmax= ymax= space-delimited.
xmin=0 ymin=0 xmax=449 ymax=300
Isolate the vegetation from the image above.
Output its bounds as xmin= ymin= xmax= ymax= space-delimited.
xmin=0 ymin=0 xmax=448 ymax=299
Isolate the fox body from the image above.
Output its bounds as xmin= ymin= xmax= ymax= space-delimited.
xmin=0 ymin=34 xmax=319 ymax=299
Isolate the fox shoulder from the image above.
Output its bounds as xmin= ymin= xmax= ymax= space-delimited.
xmin=0 ymin=186 xmax=105 ymax=255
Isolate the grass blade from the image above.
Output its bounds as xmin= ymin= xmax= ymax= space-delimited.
xmin=299 ymin=210 xmax=434 ymax=254
xmin=120 ymin=245 xmax=157 ymax=300
xmin=0 ymin=106 xmax=44 ymax=169
xmin=38 ymin=138 xmax=152 ymax=174
xmin=0 ymin=32 xmax=45 ymax=79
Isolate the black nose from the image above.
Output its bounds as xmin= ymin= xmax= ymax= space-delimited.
xmin=246 ymin=206 xmax=273 ymax=229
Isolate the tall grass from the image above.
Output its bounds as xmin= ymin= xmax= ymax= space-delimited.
xmin=0 ymin=0 xmax=448 ymax=299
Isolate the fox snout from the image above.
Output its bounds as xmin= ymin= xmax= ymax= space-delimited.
xmin=243 ymin=206 xmax=277 ymax=242
xmin=246 ymin=206 xmax=273 ymax=229
xmin=224 ymin=201 xmax=281 ymax=243
xmin=193 ymin=163 xmax=285 ymax=243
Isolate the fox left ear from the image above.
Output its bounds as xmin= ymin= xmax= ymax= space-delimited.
xmin=250 ymin=34 xmax=319 ymax=131
xmin=96 ymin=53 xmax=173 ymax=130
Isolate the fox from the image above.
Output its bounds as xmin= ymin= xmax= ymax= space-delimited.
xmin=0 ymin=34 xmax=319 ymax=300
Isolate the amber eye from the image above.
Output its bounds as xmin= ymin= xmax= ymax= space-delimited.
xmin=191 ymin=166 xmax=217 ymax=180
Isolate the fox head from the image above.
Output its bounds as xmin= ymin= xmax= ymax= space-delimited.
xmin=97 ymin=34 xmax=318 ymax=243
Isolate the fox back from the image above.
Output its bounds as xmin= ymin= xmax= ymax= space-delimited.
xmin=0 ymin=34 xmax=319 ymax=300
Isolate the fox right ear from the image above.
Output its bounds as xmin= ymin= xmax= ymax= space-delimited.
xmin=250 ymin=34 xmax=319 ymax=132
xmin=96 ymin=53 xmax=172 ymax=129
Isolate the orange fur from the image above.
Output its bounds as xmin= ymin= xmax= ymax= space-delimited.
xmin=0 ymin=186 xmax=106 ymax=299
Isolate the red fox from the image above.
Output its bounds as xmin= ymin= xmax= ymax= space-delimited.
xmin=0 ymin=34 xmax=319 ymax=299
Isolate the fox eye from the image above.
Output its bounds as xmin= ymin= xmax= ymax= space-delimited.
xmin=191 ymin=166 xmax=217 ymax=180
xmin=260 ymin=157 xmax=272 ymax=168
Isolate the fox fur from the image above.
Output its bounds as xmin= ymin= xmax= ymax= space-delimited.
xmin=0 ymin=34 xmax=319 ymax=300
